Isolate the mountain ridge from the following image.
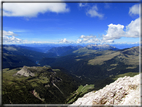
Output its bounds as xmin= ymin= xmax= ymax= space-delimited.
xmin=3 ymin=66 xmax=80 ymax=104
xmin=39 ymin=46 xmax=139 ymax=84
xmin=86 ymin=44 xmax=118 ymax=50
xmin=46 ymin=45 xmax=83 ymax=57
xmin=2 ymin=44 xmax=140 ymax=104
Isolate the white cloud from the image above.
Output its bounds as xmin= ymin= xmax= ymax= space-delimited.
xmin=80 ymin=35 xmax=85 ymax=38
xmin=126 ymin=17 xmax=140 ymax=38
xmin=102 ymin=17 xmax=140 ymax=42
xmin=2 ymin=30 xmax=23 ymax=44
xmin=103 ymin=17 xmax=140 ymax=41
xmin=79 ymin=3 xmax=88 ymax=7
xmin=78 ymin=16 xmax=140 ymax=44
xmin=3 ymin=3 xmax=69 ymax=17
xmin=3 ymin=30 xmax=17 ymax=36
xmin=22 ymin=40 xmax=55 ymax=44
xmin=77 ymin=35 xmax=100 ymax=43
xmin=59 ymin=38 xmax=71 ymax=43
xmin=86 ymin=5 xmax=104 ymax=18
xmin=101 ymin=39 xmax=114 ymax=44
xmin=3 ymin=36 xmax=21 ymax=43
xmin=102 ymin=24 xmax=125 ymax=40
xmin=80 ymin=35 xmax=96 ymax=39
xmin=87 ymin=38 xmax=100 ymax=43
xmin=129 ymin=4 xmax=140 ymax=16
xmin=3 ymin=35 xmax=23 ymax=44
xmin=77 ymin=39 xmax=82 ymax=43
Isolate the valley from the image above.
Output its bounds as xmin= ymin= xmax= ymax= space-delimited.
xmin=2 ymin=44 xmax=140 ymax=104
xmin=2 ymin=2 xmax=141 ymax=105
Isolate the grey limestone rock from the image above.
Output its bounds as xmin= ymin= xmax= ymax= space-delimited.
xmin=69 ymin=73 xmax=141 ymax=106
xmin=15 ymin=66 xmax=35 ymax=77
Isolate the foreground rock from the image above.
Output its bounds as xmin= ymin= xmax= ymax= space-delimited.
xmin=15 ymin=66 xmax=35 ymax=77
xmin=69 ymin=73 xmax=141 ymax=106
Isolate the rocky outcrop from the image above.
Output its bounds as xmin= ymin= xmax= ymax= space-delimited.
xmin=15 ymin=66 xmax=35 ymax=77
xmin=69 ymin=73 xmax=141 ymax=106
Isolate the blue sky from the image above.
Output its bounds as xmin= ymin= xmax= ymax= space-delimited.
xmin=2 ymin=2 xmax=140 ymax=44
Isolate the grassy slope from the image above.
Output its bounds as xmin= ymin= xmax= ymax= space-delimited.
xmin=2 ymin=67 xmax=79 ymax=104
xmin=2 ymin=68 xmax=43 ymax=104
xmin=66 ymin=84 xmax=95 ymax=104
xmin=2 ymin=64 xmax=139 ymax=104
xmin=2 ymin=67 xmax=95 ymax=104
xmin=38 ymin=46 xmax=139 ymax=75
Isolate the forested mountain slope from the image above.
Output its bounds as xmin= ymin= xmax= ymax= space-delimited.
xmin=3 ymin=66 xmax=79 ymax=104
xmin=39 ymin=46 xmax=139 ymax=84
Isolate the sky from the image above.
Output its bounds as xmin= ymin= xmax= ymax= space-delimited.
xmin=2 ymin=1 xmax=141 ymax=44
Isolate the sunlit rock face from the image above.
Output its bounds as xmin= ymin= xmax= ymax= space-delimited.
xmin=15 ymin=66 xmax=35 ymax=77
xmin=70 ymin=73 xmax=141 ymax=106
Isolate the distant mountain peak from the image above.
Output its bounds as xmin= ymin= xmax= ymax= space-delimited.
xmin=86 ymin=44 xmax=116 ymax=50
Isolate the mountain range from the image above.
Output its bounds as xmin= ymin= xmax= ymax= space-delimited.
xmin=39 ymin=46 xmax=139 ymax=84
xmin=3 ymin=45 xmax=50 ymax=68
xmin=46 ymin=45 xmax=83 ymax=57
xmin=86 ymin=44 xmax=118 ymax=50
xmin=2 ymin=43 xmax=140 ymax=104
xmin=3 ymin=44 xmax=139 ymax=82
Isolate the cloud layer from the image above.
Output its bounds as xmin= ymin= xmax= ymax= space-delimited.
xmin=3 ymin=3 xmax=69 ymax=17
xmin=79 ymin=3 xmax=88 ymax=7
xmin=77 ymin=35 xmax=100 ymax=43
